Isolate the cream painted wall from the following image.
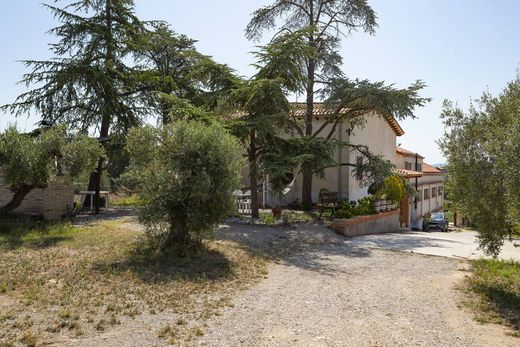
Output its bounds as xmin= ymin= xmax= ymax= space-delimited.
xmin=348 ymin=113 xmax=397 ymax=201
xmin=238 ymin=113 xmax=398 ymax=205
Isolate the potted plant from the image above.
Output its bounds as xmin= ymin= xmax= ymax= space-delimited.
xmin=272 ymin=206 xmax=283 ymax=218
xmin=374 ymin=199 xmax=382 ymax=213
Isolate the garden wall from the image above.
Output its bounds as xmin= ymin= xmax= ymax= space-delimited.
xmin=332 ymin=209 xmax=401 ymax=237
xmin=0 ymin=176 xmax=74 ymax=220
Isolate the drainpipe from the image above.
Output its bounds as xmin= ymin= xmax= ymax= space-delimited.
xmin=338 ymin=122 xmax=343 ymax=199
xmin=414 ymin=153 xmax=418 ymax=210
xmin=345 ymin=125 xmax=351 ymax=200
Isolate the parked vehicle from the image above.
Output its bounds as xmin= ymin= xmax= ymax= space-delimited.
xmin=423 ymin=212 xmax=449 ymax=232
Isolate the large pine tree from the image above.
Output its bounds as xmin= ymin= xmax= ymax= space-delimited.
xmin=2 ymin=0 xmax=147 ymax=213
xmin=246 ymin=1 xmax=429 ymax=208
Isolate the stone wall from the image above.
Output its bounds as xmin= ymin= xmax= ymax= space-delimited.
xmin=0 ymin=176 xmax=74 ymax=220
xmin=332 ymin=209 xmax=401 ymax=237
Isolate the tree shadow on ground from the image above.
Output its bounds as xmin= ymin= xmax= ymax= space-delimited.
xmin=0 ymin=217 xmax=74 ymax=251
xmin=348 ymin=232 xmax=462 ymax=251
xmin=479 ymin=284 xmax=520 ymax=332
xmin=92 ymin=242 xmax=234 ymax=284
xmin=73 ymin=207 xmax=136 ymax=225
xmin=217 ymin=222 xmax=373 ymax=276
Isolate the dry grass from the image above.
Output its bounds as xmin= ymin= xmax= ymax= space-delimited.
xmin=461 ymin=259 xmax=520 ymax=337
xmin=0 ymin=217 xmax=267 ymax=346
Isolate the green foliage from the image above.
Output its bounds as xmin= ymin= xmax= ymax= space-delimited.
xmin=134 ymin=21 xmax=238 ymax=122
xmin=110 ymin=194 xmax=142 ymax=207
xmin=0 ymin=126 xmax=103 ymax=214
xmin=125 ymin=121 xmax=244 ymax=250
xmin=246 ymin=1 xmax=429 ymax=207
xmin=377 ymin=175 xmax=405 ymax=202
xmin=1 ymin=0 xmax=147 ymax=135
xmin=260 ymin=213 xmax=277 ymax=225
xmin=464 ymin=259 xmax=520 ymax=333
xmin=0 ymin=218 xmax=77 ymax=251
xmin=336 ymin=196 xmax=375 ymax=219
xmin=246 ymin=0 xmax=377 ymax=84
xmin=439 ymin=77 xmax=520 ymax=256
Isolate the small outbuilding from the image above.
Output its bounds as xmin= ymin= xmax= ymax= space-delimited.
xmin=0 ymin=176 xmax=75 ymax=220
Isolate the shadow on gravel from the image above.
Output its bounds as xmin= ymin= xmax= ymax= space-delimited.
xmin=217 ymin=222 xmax=372 ymax=275
xmin=73 ymin=207 xmax=136 ymax=225
xmin=349 ymin=232 xmax=462 ymax=251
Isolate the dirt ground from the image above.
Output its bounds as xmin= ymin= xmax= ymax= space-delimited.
xmin=2 ymin=217 xmax=518 ymax=346
xmin=196 ymin=222 xmax=518 ymax=347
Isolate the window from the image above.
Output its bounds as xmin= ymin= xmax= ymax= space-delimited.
xmin=416 ymin=163 xmax=422 ymax=172
xmin=438 ymin=186 xmax=443 ymax=196
xmin=405 ymin=162 xmax=412 ymax=170
xmin=424 ymin=188 xmax=430 ymax=199
xmin=417 ymin=189 xmax=422 ymax=201
xmin=431 ymin=187 xmax=437 ymax=197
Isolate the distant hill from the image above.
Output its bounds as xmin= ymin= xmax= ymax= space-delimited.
xmin=432 ymin=163 xmax=446 ymax=168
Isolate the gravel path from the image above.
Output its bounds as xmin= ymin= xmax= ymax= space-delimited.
xmin=197 ymin=223 xmax=517 ymax=347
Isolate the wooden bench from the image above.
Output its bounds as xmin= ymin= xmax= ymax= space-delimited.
xmin=317 ymin=190 xmax=338 ymax=220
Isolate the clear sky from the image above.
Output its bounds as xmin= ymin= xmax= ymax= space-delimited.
xmin=1 ymin=0 xmax=519 ymax=164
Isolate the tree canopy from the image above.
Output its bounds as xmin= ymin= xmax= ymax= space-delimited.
xmin=246 ymin=1 xmax=428 ymax=207
xmin=125 ymin=121 xmax=244 ymax=251
xmin=0 ymin=125 xmax=104 ymax=216
xmin=439 ymin=77 xmax=520 ymax=256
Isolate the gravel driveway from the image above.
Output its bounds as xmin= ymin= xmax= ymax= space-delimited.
xmin=348 ymin=229 xmax=520 ymax=261
xmin=197 ymin=223 xmax=518 ymax=347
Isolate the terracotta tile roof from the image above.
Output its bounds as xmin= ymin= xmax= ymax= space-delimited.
xmin=422 ymin=162 xmax=443 ymax=174
xmin=395 ymin=168 xmax=423 ymax=178
xmin=396 ymin=146 xmax=425 ymax=159
xmin=290 ymin=102 xmax=405 ymax=137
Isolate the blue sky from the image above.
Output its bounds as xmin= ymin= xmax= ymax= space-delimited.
xmin=1 ymin=0 xmax=519 ymax=164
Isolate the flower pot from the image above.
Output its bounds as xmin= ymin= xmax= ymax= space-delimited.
xmin=272 ymin=207 xmax=283 ymax=219
xmin=374 ymin=200 xmax=381 ymax=213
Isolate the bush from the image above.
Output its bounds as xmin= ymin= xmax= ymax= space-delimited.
xmin=335 ymin=196 xmax=375 ymax=219
xmin=126 ymin=121 xmax=244 ymax=251
xmin=377 ymin=175 xmax=405 ymax=202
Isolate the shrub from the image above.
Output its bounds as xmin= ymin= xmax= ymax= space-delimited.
xmin=126 ymin=121 xmax=244 ymax=251
xmin=335 ymin=196 xmax=375 ymax=218
xmin=378 ymin=175 xmax=405 ymax=202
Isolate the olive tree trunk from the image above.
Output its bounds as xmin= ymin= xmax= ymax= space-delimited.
xmin=0 ymin=184 xmax=34 ymax=216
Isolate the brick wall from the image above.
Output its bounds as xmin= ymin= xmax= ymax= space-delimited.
xmin=0 ymin=176 xmax=74 ymax=220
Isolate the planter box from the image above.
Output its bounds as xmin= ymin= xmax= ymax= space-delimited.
xmin=332 ymin=209 xmax=401 ymax=237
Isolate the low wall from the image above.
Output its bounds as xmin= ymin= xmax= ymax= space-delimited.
xmin=0 ymin=176 xmax=74 ymax=220
xmin=332 ymin=209 xmax=401 ymax=237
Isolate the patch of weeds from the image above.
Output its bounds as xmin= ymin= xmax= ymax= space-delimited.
xmin=19 ymin=331 xmax=37 ymax=347
xmin=0 ymin=218 xmax=267 ymax=345
xmin=95 ymin=319 xmax=107 ymax=332
xmin=462 ymin=259 xmax=520 ymax=335
xmin=0 ymin=282 xmax=8 ymax=294
xmin=190 ymin=327 xmax=204 ymax=337
xmin=158 ymin=324 xmax=178 ymax=339
xmin=58 ymin=309 xmax=71 ymax=320
xmin=260 ymin=213 xmax=277 ymax=225
xmin=110 ymin=194 xmax=141 ymax=207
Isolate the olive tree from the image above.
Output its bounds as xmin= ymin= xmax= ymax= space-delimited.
xmin=125 ymin=121 xmax=244 ymax=251
xmin=0 ymin=125 xmax=104 ymax=216
xmin=439 ymin=77 xmax=520 ymax=256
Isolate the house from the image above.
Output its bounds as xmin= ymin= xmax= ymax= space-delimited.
xmin=395 ymin=146 xmax=445 ymax=229
xmin=240 ymin=102 xmax=404 ymax=206
xmin=239 ymin=103 xmax=445 ymax=226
